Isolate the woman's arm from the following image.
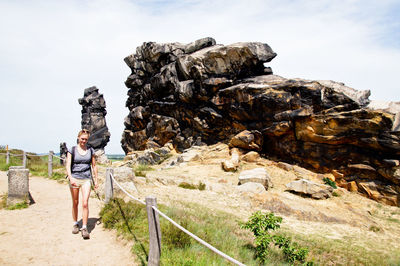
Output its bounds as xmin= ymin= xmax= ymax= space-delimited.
xmin=91 ymin=154 xmax=98 ymax=189
xmin=66 ymin=152 xmax=77 ymax=186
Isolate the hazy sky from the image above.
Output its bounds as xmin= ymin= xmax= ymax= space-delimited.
xmin=1 ymin=0 xmax=399 ymax=154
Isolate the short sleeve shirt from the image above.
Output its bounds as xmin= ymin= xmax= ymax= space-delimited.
xmin=68 ymin=146 xmax=94 ymax=179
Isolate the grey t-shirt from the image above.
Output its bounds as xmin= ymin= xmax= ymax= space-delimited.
xmin=68 ymin=146 xmax=94 ymax=179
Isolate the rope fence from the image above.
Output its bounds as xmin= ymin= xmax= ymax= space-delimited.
xmin=107 ymin=171 xmax=245 ymax=266
xmin=1 ymin=149 xmax=65 ymax=176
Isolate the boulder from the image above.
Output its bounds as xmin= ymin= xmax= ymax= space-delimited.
xmin=238 ymin=168 xmax=272 ymax=189
xmin=285 ymin=179 xmax=333 ymax=199
xmin=222 ymin=148 xmax=240 ymax=172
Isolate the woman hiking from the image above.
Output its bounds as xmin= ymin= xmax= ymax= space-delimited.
xmin=66 ymin=129 xmax=98 ymax=239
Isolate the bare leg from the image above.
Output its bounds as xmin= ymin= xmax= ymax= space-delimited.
xmin=70 ymin=186 xmax=80 ymax=222
xmin=81 ymin=181 xmax=91 ymax=227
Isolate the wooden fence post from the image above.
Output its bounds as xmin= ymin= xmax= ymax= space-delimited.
xmin=22 ymin=151 xmax=26 ymax=168
xmin=48 ymin=151 xmax=54 ymax=178
xmin=6 ymin=150 xmax=10 ymax=164
xmin=105 ymin=168 xmax=114 ymax=203
xmin=146 ymin=196 xmax=161 ymax=266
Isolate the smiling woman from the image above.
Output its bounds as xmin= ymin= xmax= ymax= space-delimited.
xmin=65 ymin=129 xmax=99 ymax=239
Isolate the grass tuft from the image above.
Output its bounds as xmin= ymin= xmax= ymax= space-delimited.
xmin=178 ymin=182 xmax=206 ymax=191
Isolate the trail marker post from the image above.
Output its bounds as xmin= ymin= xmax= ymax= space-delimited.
xmin=146 ymin=196 xmax=161 ymax=266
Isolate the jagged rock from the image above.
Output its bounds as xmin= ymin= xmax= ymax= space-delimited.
xmin=358 ymin=181 xmax=398 ymax=206
xmin=121 ymin=38 xmax=400 ymax=206
xmin=238 ymin=168 xmax=272 ymax=189
xmin=229 ymin=130 xmax=263 ymax=151
xmin=237 ymin=182 xmax=266 ymax=194
xmin=137 ymin=151 xmax=161 ymax=165
xmin=79 ymin=86 xmax=110 ymax=159
xmin=286 ymin=179 xmax=333 ymax=199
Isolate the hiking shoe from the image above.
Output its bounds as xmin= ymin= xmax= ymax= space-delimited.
xmin=72 ymin=224 xmax=79 ymax=234
xmin=81 ymin=228 xmax=90 ymax=239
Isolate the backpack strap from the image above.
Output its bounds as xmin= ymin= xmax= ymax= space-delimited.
xmin=71 ymin=146 xmax=76 ymax=173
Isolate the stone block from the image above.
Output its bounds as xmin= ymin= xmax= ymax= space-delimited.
xmin=7 ymin=168 xmax=29 ymax=205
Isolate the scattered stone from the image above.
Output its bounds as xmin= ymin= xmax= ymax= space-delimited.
xmin=285 ymin=179 xmax=333 ymax=199
xmin=222 ymin=148 xmax=240 ymax=172
xmin=238 ymin=168 xmax=272 ymax=189
xmin=242 ymin=151 xmax=260 ymax=162
xmin=237 ymin=182 xmax=266 ymax=194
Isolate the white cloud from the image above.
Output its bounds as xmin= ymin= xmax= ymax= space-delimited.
xmin=0 ymin=0 xmax=399 ymax=153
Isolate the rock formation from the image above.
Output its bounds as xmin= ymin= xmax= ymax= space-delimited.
xmin=122 ymin=37 xmax=400 ymax=206
xmin=79 ymin=86 xmax=111 ymax=164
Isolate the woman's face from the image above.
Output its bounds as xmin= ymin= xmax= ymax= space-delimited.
xmin=78 ymin=133 xmax=89 ymax=147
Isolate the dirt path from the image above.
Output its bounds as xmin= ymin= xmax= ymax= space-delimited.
xmin=0 ymin=171 xmax=136 ymax=266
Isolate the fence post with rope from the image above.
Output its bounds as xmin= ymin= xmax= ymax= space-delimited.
xmin=48 ymin=151 xmax=53 ymax=178
xmin=146 ymin=196 xmax=161 ymax=266
xmin=22 ymin=151 xmax=27 ymax=168
xmin=105 ymin=168 xmax=114 ymax=203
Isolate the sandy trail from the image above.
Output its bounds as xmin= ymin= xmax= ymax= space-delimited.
xmin=0 ymin=171 xmax=136 ymax=266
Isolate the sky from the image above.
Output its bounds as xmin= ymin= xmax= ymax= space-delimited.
xmin=0 ymin=0 xmax=399 ymax=154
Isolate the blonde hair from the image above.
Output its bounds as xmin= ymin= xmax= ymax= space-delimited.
xmin=78 ymin=129 xmax=90 ymax=138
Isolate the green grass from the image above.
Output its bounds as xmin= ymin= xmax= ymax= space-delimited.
xmin=100 ymin=198 xmax=290 ymax=265
xmin=100 ymin=198 xmax=400 ymax=265
xmin=0 ymin=149 xmax=65 ymax=179
xmin=0 ymin=193 xmax=29 ymax=210
xmin=178 ymin=182 xmax=206 ymax=191
xmin=133 ymin=164 xmax=155 ymax=177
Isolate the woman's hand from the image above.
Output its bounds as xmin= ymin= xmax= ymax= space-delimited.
xmin=94 ymin=178 xmax=99 ymax=190
xmin=69 ymin=176 xmax=77 ymax=187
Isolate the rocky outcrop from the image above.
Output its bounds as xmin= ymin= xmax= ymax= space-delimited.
xmin=79 ymin=86 xmax=111 ymax=163
xmin=122 ymin=37 xmax=400 ymax=206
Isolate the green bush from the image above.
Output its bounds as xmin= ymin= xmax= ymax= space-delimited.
xmin=241 ymin=211 xmax=310 ymax=264
xmin=323 ymin=177 xmax=337 ymax=189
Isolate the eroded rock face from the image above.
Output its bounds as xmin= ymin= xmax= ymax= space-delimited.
xmin=122 ymin=37 xmax=400 ymax=206
xmin=79 ymin=86 xmax=111 ymax=156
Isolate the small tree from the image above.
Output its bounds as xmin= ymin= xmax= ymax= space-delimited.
xmin=241 ymin=211 xmax=310 ymax=264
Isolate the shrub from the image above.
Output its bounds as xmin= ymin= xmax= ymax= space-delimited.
xmin=323 ymin=177 xmax=337 ymax=189
xmin=241 ymin=211 xmax=310 ymax=264
xmin=178 ymin=182 xmax=206 ymax=191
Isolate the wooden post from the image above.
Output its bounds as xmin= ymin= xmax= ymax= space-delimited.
xmin=146 ymin=196 xmax=161 ymax=266
xmin=6 ymin=150 xmax=10 ymax=165
xmin=22 ymin=151 xmax=26 ymax=168
xmin=48 ymin=151 xmax=54 ymax=178
xmin=105 ymin=168 xmax=114 ymax=203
